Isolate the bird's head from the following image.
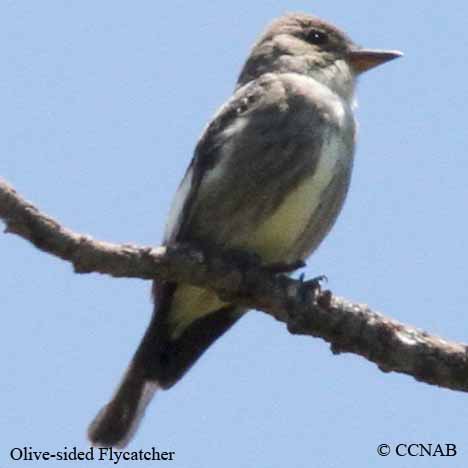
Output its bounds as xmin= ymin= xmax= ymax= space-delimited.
xmin=238 ymin=13 xmax=402 ymax=101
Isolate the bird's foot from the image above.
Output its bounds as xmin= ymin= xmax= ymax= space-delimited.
xmin=287 ymin=274 xmax=332 ymax=334
xmin=298 ymin=273 xmax=328 ymax=303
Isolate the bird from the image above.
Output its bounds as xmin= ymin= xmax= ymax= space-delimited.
xmin=88 ymin=12 xmax=401 ymax=447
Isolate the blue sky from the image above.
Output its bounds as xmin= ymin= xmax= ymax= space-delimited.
xmin=2 ymin=1 xmax=468 ymax=467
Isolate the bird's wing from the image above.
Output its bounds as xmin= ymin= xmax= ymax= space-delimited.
xmin=162 ymin=73 xmax=329 ymax=248
xmin=161 ymin=79 xmax=265 ymax=244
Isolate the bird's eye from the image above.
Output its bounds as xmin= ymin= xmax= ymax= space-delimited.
xmin=306 ymin=29 xmax=328 ymax=45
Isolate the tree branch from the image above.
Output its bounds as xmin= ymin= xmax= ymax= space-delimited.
xmin=1 ymin=177 xmax=468 ymax=393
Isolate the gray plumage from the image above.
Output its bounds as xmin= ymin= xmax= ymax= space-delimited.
xmin=88 ymin=12 xmax=401 ymax=448
xmin=170 ymin=71 xmax=355 ymax=262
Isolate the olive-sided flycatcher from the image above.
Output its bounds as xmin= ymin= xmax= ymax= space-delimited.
xmin=88 ymin=12 xmax=401 ymax=447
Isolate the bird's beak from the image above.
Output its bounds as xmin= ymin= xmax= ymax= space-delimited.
xmin=348 ymin=47 xmax=403 ymax=74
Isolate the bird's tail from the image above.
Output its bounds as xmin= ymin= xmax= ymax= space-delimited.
xmin=88 ymin=284 xmax=170 ymax=448
xmin=87 ymin=356 xmax=159 ymax=448
xmin=88 ymin=282 xmax=243 ymax=447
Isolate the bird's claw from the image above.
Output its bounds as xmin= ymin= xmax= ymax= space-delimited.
xmin=298 ymin=274 xmax=328 ymax=302
xmin=300 ymin=274 xmax=328 ymax=288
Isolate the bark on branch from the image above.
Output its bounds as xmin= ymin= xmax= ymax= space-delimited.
xmin=1 ymin=177 xmax=468 ymax=393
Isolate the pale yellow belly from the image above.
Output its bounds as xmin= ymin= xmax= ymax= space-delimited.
xmin=169 ymin=140 xmax=342 ymax=338
xmin=242 ymin=171 xmax=330 ymax=262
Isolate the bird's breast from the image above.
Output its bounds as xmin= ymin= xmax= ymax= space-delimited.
xmin=244 ymin=130 xmax=350 ymax=262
